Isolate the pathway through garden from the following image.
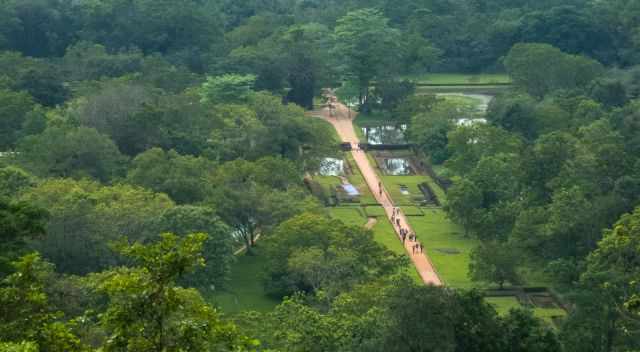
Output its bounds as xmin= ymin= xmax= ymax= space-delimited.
xmin=312 ymin=96 xmax=442 ymax=286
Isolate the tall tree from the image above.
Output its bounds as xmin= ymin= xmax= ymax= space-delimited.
xmin=333 ymin=8 xmax=400 ymax=112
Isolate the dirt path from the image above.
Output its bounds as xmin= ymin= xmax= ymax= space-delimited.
xmin=364 ymin=217 xmax=378 ymax=230
xmin=312 ymin=97 xmax=442 ymax=286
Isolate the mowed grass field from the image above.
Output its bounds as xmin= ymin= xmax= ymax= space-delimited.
xmin=409 ymin=208 xmax=476 ymax=289
xmin=404 ymin=73 xmax=512 ymax=85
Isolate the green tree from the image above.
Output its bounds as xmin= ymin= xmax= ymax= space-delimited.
xmin=281 ymin=23 xmax=334 ymax=109
xmin=445 ymin=179 xmax=483 ymax=237
xmin=408 ymin=100 xmax=458 ymax=164
xmin=0 ymin=165 xmax=35 ymax=199
xmin=0 ymin=198 xmax=47 ymax=275
xmin=157 ymin=206 xmax=233 ymax=290
xmin=446 ymin=124 xmax=523 ymax=176
xmin=379 ymin=276 xmax=456 ymax=352
xmin=333 ymin=8 xmax=401 ymax=112
xmin=199 ymin=74 xmax=256 ymax=105
xmin=17 ymin=127 xmax=126 ymax=182
xmin=0 ymin=89 xmax=37 ymax=150
xmin=504 ymin=43 xmax=604 ymax=98
xmin=564 ymin=206 xmax=640 ymax=352
xmin=502 ymin=309 xmax=561 ymax=352
xmin=208 ymin=158 xmax=316 ymax=253
xmin=469 ymin=241 xmax=522 ymax=289
xmin=74 ymin=82 xmax=155 ymax=156
xmin=0 ymin=254 xmax=83 ymax=351
xmin=87 ymin=233 xmax=257 ymax=351
xmin=21 ymin=179 xmax=173 ymax=274
xmin=127 ymin=148 xmax=216 ymax=204
xmin=263 ymin=213 xmax=401 ymax=298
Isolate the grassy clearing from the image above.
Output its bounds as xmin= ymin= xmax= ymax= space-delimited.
xmin=405 ymin=73 xmax=512 ymax=85
xmin=207 ymin=249 xmax=279 ymax=314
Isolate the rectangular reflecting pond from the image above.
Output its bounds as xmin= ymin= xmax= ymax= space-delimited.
xmin=362 ymin=124 xmax=408 ymax=145
xmin=383 ymin=158 xmax=412 ymax=175
xmin=319 ymin=158 xmax=344 ymax=176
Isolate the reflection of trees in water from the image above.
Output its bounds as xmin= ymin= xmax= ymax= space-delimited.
xmin=363 ymin=124 xmax=408 ymax=145
xmin=384 ymin=158 xmax=410 ymax=175
xmin=319 ymin=158 xmax=344 ymax=176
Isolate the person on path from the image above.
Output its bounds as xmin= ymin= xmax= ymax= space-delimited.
xmin=402 ymin=233 xmax=406 ymax=243
xmin=421 ymin=243 xmax=424 ymax=253
xmin=396 ymin=219 xmax=400 ymax=227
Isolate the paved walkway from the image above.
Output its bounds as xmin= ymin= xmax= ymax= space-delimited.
xmin=312 ymin=97 xmax=442 ymax=286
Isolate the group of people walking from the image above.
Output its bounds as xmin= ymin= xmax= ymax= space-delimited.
xmin=390 ymin=207 xmax=424 ymax=255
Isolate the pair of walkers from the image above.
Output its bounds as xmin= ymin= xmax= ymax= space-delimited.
xmin=412 ymin=243 xmax=424 ymax=254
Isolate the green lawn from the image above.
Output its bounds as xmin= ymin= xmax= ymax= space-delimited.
xmin=363 ymin=205 xmax=387 ymax=217
xmin=353 ymin=110 xmax=399 ymax=127
xmin=408 ymin=208 xmax=477 ymax=289
xmin=401 ymin=205 xmax=426 ymax=216
xmin=404 ymin=73 xmax=512 ymax=85
xmin=327 ymin=206 xmax=366 ymax=226
xmin=207 ymin=249 xmax=279 ymax=314
xmin=416 ymin=85 xmax=510 ymax=95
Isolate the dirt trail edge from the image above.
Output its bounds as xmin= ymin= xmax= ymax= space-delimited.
xmin=311 ymin=97 xmax=442 ymax=286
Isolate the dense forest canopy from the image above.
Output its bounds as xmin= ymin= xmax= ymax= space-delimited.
xmin=1 ymin=0 xmax=640 ymax=351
